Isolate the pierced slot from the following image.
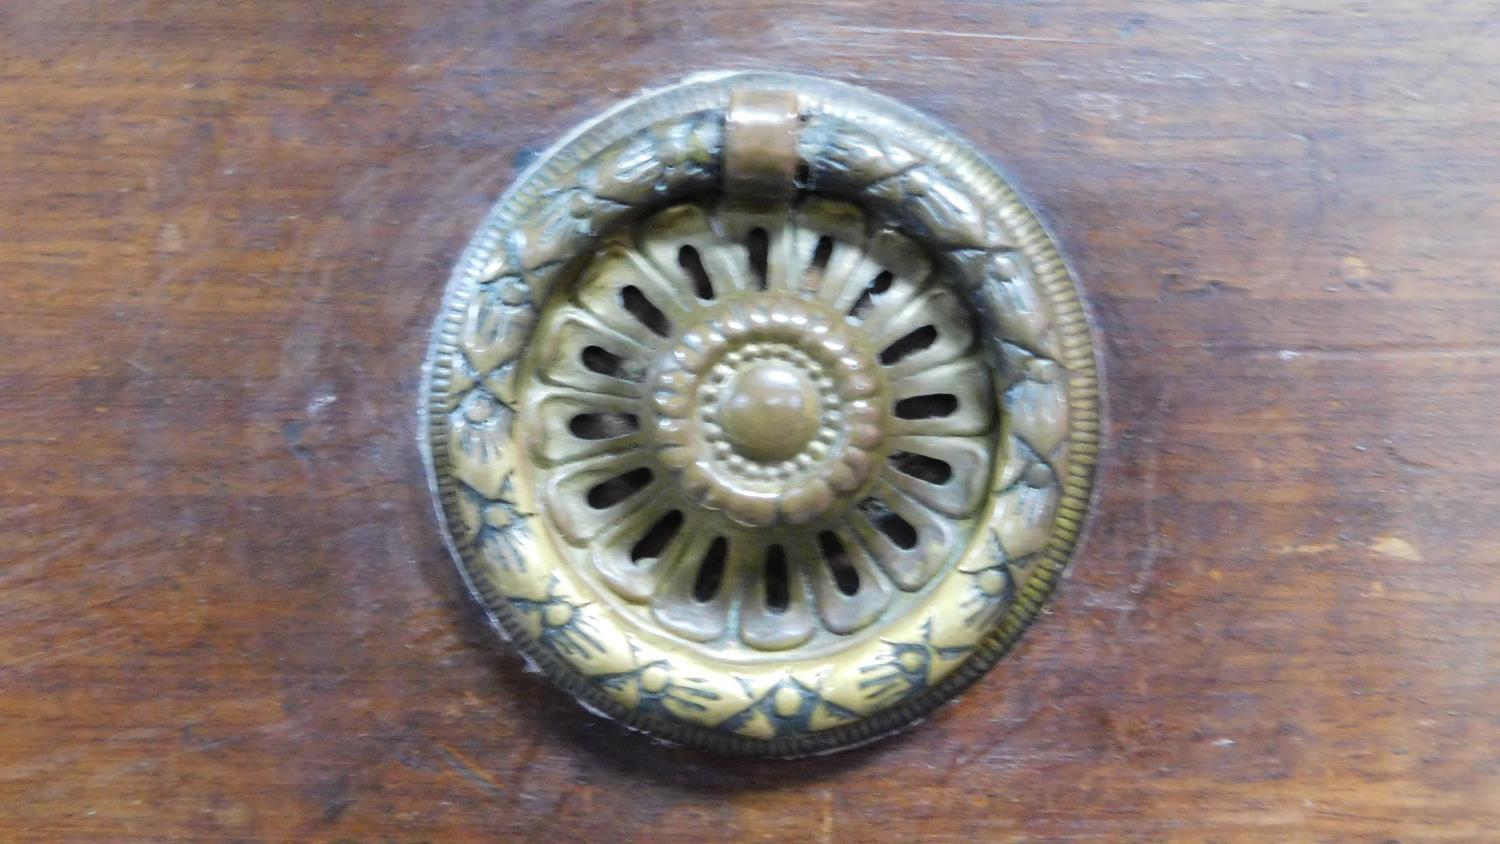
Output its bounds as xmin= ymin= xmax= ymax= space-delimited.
xmin=818 ymin=531 xmax=860 ymax=596
xmin=894 ymin=393 xmax=958 ymax=420
xmin=880 ymin=325 xmax=938 ymax=365
xmin=803 ymin=235 xmax=834 ymax=289
xmin=630 ymin=510 xmax=683 ymax=563
xmin=692 ymin=537 xmax=728 ymax=602
xmin=747 ymin=227 xmax=769 ymax=290
xmin=678 ymin=244 xmax=714 ymax=300
xmin=848 ymin=271 xmax=893 ymax=320
xmin=585 ymin=467 xmax=652 ymax=510
xmin=889 ymin=451 xmax=953 ymax=485
xmin=764 ymin=544 xmax=790 ymax=612
xmin=860 ymin=499 xmax=918 ymax=549
xmin=619 ymin=285 xmax=671 ymax=337
xmin=581 ymin=345 xmax=634 ymax=380
xmin=568 ymin=412 xmax=638 ymax=440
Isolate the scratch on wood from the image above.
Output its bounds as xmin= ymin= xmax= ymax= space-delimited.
xmin=439 ymin=743 xmax=505 ymax=796
xmin=1130 ymin=384 xmax=1173 ymax=597
xmin=835 ymin=25 xmax=1107 ymax=46
xmin=1258 ymin=345 xmax=1500 ymax=362
xmin=1 ymin=630 xmax=109 ymax=674
xmin=1274 ymin=542 xmax=1339 ymax=556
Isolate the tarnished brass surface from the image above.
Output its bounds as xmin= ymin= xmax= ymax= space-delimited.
xmin=723 ymin=89 xmax=800 ymax=200
xmin=422 ymin=71 xmax=1100 ymax=755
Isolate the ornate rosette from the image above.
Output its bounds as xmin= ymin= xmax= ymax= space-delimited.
xmin=651 ymin=296 xmax=885 ymax=529
xmin=421 ymin=72 xmax=1102 ymax=756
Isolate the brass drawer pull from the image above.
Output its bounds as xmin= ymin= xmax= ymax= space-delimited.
xmin=421 ymin=71 xmax=1100 ymax=755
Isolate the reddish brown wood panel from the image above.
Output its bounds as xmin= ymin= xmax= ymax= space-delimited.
xmin=3 ymin=1 xmax=1499 ymax=840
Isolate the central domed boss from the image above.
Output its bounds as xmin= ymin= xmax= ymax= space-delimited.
xmin=423 ymin=72 xmax=1100 ymax=755
xmin=651 ymin=295 xmax=886 ymax=528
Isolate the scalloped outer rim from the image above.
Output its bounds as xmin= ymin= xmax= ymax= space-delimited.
xmin=419 ymin=71 xmax=1103 ymax=757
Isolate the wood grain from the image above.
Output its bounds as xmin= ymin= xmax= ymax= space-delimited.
xmin=3 ymin=1 xmax=1498 ymax=839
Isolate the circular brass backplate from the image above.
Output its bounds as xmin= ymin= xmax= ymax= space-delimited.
xmin=421 ymin=71 xmax=1100 ymax=756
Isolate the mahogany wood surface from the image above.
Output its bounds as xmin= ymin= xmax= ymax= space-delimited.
xmin=3 ymin=1 xmax=1498 ymax=840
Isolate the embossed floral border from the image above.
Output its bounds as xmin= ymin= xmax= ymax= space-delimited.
xmin=420 ymin=71 xmax=1101 ymax=756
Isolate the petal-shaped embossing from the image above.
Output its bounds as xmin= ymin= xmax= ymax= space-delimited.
xmin=850 ymin=481 xmax=962 ymax=591
xmin=543 ymin=451 xmax=662 ymax=546
xmin=452 ymin=484 xmax=485 ymax=544
xmin=993 ymin=463 xmax=1060 ymax=561
xmin=536 ymin=307 xmax=652 ymax=399
xmin=589 ymin=500 xmax=688 ymax=602
xmin=983 ymin=251 xmax=1055 ymax=355
xmin=900 ymin=168 xmax=989 ymax=249
xmin=515 ymin=189 xmax=591 ymax=273
xmin=794 ymin=528 xmax=894 ymax=635
xmin=448 ymin=390 xmax=517 ymax=501
xmin=585 ymin=132 xmax=665 ymax=204
xmin=883 ymin=435 xmax=991 ymax=518
xmin=773 ymin=220 xmax=831 ymax=297
xmin=525 ymin=385 xmax=644 ymax=466
xmin=739 ymin=544 xmax=816 ymax=651
xmin=572 ymin=251 xmax=673 ymax=346
xmin=871 ymin=286 xmax=976 ymax=382
xmin=635 ymin=204 xmax=755 ymax=298
xmin=715 ymin=201 xmax=795 ymax=292
xmin=477 ymin=513 xmax=527 ymax=574
xmin=652 ymin=531 xmax=740 ymax=642
xmin=791 ymin=199 xmax=877 ymax=305
xmin=890 ymin=358 xmax=996 ymax=438
xmin=1005 ymin=357 xmax=1069 ymax=458
xmin=994 ymin=434 xmax=1038 ymax=493
xmin=778 ymin=478 xmax=835 ymax=525
xmin=575 ymin=241 xmax=699 ymax=333
xmin=798 ymin=118 xmax=920 ymax=188
xmin=853 ymin=230 xmax=931 ymax=332
xmin=461 ymin=278 xmax=536 ymax=376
